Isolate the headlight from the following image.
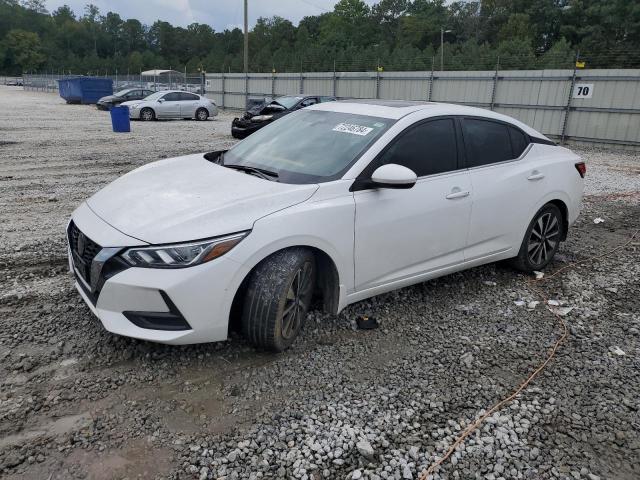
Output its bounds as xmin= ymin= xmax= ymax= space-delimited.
xmin=129 ymin=103 xmax=141 ymax=109
xmin=251 ymin=114 xmax=273 ymax=122
xmin=120 ymin=232 xmax=248 ymax=269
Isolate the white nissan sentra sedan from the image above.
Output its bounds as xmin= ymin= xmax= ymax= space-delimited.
xmin=121 ymin=90 xmax=218 ymax=121
xmin=67 ymin=100 xmax=584 ymax=351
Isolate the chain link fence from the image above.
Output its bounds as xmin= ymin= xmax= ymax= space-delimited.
xmin=22 ymin=73 xmax=206 ymax=94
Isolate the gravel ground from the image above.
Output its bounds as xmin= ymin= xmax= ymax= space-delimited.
xmin=0 ymin=86 xmax=639 ymax=480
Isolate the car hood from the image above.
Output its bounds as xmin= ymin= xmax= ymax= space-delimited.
xmin=86 ymin=153 xmax=319 ymax=244
xmin=119 ymin=100 xmax=142 ymax=107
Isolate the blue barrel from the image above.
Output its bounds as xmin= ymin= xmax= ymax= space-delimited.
xmin=110 ymin=106 xmax=130 ymax=133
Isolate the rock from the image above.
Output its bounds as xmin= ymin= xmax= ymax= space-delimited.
xmin=408 ymin=445 xmax=420 ymax=460
xmin=460 ymin=352 xmax=474 ymax=368
xmin=610 ymin=346 xmax=626 ymax=356
xmin=356 ymin=440 xmax=375 ymax=460
xmin=351 ymin=470 xmax=362 ymax=479
xmin=403 ymin=465 xmax=413 ymax=479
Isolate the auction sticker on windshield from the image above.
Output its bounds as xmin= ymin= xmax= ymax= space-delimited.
xmin=333 ymin=123 xmax=373 ymax=136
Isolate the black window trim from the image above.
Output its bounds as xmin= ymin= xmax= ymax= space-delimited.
xmin=457 ymin=116 xmax=535 ymax=170
xmin=350 ymin=115 xmax=463 ymax=192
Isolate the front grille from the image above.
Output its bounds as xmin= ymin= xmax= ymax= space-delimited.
xmin=68 ymin=221 xmax=101 ymax=285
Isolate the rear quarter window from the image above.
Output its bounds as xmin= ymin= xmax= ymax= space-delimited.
xmin=508 ymin=126 xmax=529 ymax=158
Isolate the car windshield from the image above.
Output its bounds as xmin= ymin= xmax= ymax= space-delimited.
xmin=223 ymin=110 xmax=394 ymax=184
xmin=273 ymin=96 xmax=302 ymax=109
xmin=142 ymin=91 xmax=166 ymax=101
xmin=114 ymin=89 xmax=135 ymax=97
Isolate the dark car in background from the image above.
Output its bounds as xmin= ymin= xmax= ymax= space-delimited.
xmin=231 ymin=95 xmax=336 ymax=139
xmin=97 ymin=88 xmax=155 ymax=110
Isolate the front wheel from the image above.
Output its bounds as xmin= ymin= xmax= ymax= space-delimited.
xmin=140 ymin=108 xmax=155 ymax=121
xmin=195 ymin=108 xmax=209 ymax=121
xmin=510 ymin=203 xmax=564 ymax=272
xmin=242 ymin=248 xmax=316 ymax=352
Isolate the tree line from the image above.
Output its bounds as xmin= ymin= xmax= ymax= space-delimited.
xmin=1 ymin=0 xmax=639 ymax=75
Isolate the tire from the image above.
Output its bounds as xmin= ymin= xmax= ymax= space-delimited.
xmin=140 ymin=108 xmax=155 ymax=121
xmin=510 ymin=203 xmax=564 ymax=272
xmin=195 ymin=108 xmax=209 ymax=121
xmin=242 ymin=248 xmax=316 ymax=352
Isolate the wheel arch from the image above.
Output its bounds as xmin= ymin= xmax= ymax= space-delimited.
xmin=547 ymin=198 xmax=569 ymax=241
xmin=524 ymin=193 xmax=571 ymax=243
xmin=228 ymin=244 xmax=342 ymax=333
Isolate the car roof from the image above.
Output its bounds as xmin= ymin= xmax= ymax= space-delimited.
xmin=309 ymin=99 xmax=549 ymax=139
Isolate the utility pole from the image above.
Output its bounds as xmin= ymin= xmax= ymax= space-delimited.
xmin=243 ymin=0 xmax=249 ymax=74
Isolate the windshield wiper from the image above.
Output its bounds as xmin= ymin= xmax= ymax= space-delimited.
xmin=223 ymin=164 xmax=279 ymax=181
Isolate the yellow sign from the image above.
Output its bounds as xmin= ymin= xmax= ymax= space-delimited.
xmin=576 ymin=61 xmax=585 ymax=68
xmin=377 ymin=66 xmax=384 ymax=72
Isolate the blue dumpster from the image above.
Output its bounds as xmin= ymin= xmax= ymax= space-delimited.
xmin=57 ymin=77 xmax=113 ymax=104
xmin=110 ymin=106 xmax=130 ymax=133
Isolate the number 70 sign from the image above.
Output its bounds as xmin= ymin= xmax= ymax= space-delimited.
xmin=573 ymin=83 xmax=593 ymax=99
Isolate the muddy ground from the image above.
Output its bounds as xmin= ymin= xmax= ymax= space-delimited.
xmin=0 ymin=87 xmax=638 ymax=480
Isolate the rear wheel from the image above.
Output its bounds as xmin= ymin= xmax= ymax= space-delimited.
xmin=510 ymin=203 xmax=564 ymax=272
xmin=242 ymin=248 xmax=316 ymax=352
xmin=195 ymin=108 xmax=209 ymax=121
xmin=140 ymin=108 xmax=155 ymax=121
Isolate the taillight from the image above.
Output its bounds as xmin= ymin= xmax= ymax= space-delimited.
xmin=575 ymin=162 xmax=586 ymax=178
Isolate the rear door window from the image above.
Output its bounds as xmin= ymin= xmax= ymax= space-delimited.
xmin=179 ymin=92 xmax=199 ymax=101
xmin=462 ymin=118 xmax=514 ymax=167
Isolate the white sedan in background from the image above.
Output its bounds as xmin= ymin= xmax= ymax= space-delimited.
xmin=67 ymin=100 xmax=584 ymax=351
xmin=122 ymin=90 xmax=218 ymax=121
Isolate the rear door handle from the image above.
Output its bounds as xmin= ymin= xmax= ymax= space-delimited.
xmin=527 ymin=171 xmax=545 ymax=181
xmin=446 ymin=190 xmax=470 ymax=200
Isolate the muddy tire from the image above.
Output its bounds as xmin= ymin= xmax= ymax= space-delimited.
xmin=242 ymin=248 xmax=316 ymax=352
xmin=140 ymin=108 xmax=155 ymax=121
xmin=510 ymin=203 xmax=564 ymax=272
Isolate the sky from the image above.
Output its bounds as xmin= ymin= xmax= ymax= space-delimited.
xmin=44 ymin=0 xmax=379 ymax=31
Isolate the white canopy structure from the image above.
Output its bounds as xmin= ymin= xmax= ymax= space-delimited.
xmin=141 ymin=69 xmax=185 ymax=90
xmin=141 ymin=69 xmax=182 ymax=76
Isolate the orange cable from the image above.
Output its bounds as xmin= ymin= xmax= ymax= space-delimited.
xmin=418 ymin=228 xmax=639 ymax=479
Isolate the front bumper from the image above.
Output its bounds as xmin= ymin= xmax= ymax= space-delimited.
xmin=68 ymin=204 xmax=241 ymax=344
xmin=231 ymin=118 xmax=269 ymax=138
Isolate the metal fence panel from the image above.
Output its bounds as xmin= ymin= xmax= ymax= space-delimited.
xmin=248 ymin=74 xmax=272 ymax=97
xmin=274 ymin=73 xmax=300 ymax=96
xmin=336 ymin=72 xmax=377 ymax=99
xmin=21 ymin=69 xmax=640 ymax=148
xmin=379 ymin=71 xmax=431 ymax=101
xmin=432 ymin=71 xmax=494 ymax=105
xmin=303 ymin=72 xmax=334 ymax=96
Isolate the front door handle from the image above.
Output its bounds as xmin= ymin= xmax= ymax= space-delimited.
xmin=528 ymin=170 xmax=545 ymax=181
xmin=446 ymin=189 xmax=470 ymax=200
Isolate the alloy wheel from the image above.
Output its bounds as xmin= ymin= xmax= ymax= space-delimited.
xmin=197 ymin=109 xmax=208 ymax=121
xmin=281 ymin=262 xmax=313 ymax=340
xmin=527 ymin=211 xmax=560 ymax=266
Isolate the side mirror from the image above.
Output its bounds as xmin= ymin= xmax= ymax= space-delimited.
xmin=370 ymin=164 xmax=417 ymax=189
xmin=158 ymin=98 xmax=165 ymax=103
